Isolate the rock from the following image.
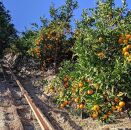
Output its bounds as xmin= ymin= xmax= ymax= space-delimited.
xmin=102 ymin=127 xmax=110 ymax=130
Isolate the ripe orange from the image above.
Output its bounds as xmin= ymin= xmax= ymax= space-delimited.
xmin=79 ymin=103 xmax=84 ymax=109
xmin=92 ymin=105 xmax=100 ymax=111
xmin=126 ymin=34 xmax=130 ymax=40
xmin=97 ymin=52 xmax=105 ymax=59
xmin=91 ymin=113 xmax=98 ymax=119
xmin=126 ymin=45 xmax=131 ymax=50
xmin=63 ymin=101 xmax=69 ymax=106
xmin=118 ymin=38 xmax=123 ymax=44
xmin=127 ymin=57 xmax=131 ymax=62
xmin=64 ymin=82 xmax=69 ymax=88
xmin=64 ymin=77 xmax=68 ymax=82
xmin=77 ymin=104 xmax=80 ymax=109
xmin=116 ymin=106 xmax=122 ymax=112
xmin=74 ymin=98 xmax=79 ymax=103
xmin=124 ymin=52 xmax=129 ymax=57
xmin=123 ymin=39 xmax=128 ymax=44
xmin=102 ymin=115 xmax=108 ymax=120
xmin=111 ymin=106 xmax=116 ymax=111
xmin=78 ymin=82 xmax=84 ymax=88
xmin=123 ymin=47 xmax=128 ymax=53
xmin=60 ymin=104 xmax=65 ymax=108
xmin=85 ymin=79 xmax=93 ymax=84
xmin=87 ymin=89 xmax=94 ymax=95
xmin=119 ymin=101 xmax=125 ymax=108
xmin=35 ymin=48 xmax=40 ymax=53
xmin=36 ymin=41 xmax=40 ymax=46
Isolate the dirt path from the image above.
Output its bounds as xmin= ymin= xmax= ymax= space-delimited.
xmin=0 ymin=81 xmax=23 ymax=130
xmin=0 ymin=64 xmax=41 ymax=130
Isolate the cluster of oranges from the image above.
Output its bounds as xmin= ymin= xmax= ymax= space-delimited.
xmin=33 ymin=35 xmax=44 ymax=58
xmin=118 ymin=34 xmax=131 ymax=44
xmin=33 ymin=29 xmax=64 ymax=61
xmin=45 ymin=31 xmax=63 ymax=42
xmin=63 ymin=76 xmax=70 ymax=89
xmin=57 ymin=76 xmax=126 ymax=121
xmin=118 ymin=34 xmax=131 ymax=61
xmin=60 ymin=100 xmax=70 ymax=108
xmin=91 ymin=98 xmax=126 ymax=120
xmin=122 ymin=45 xmax=131 ymax=57
xmin=35 ymin=35 xmax=44 ymax=46
xmin=34 ymin=47 xmax=41 ymax=58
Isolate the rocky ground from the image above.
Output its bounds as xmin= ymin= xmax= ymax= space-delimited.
xmin=0 ymin=80 xmax=23 ymax=130
xmin=0 ymin=59 xmax=41 ymax=130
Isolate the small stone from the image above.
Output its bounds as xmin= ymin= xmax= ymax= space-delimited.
xmin=102 ymin=127 xmax=110 ymax=130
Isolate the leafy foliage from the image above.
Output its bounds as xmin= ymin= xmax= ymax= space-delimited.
xmin=15 ymin=30 xmax=37 ymax=55
xmin=50 ymin=0 xmax=131 ymax=123
xmin=29 ymin=0 xmax=78 ymax=70
xmin=0 ymin=2 xmax=17 ymax=57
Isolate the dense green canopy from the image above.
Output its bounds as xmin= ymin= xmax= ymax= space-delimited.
xmin=0 ymin=2 xmax=17 ymax=57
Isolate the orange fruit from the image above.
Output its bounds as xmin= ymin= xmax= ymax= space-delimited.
xmin=64 ymin=77 xmax=68 ymax=82
xmin=60 ymin=104 xmax=65 ymax=108
xmin=87 ymin=89 xmax=94 ymax=95
xmin=74 ymin=98 xmax=79 ymax=103
xmin=102 ymin=115 xmax=108 ymax=120
xmin=123 ymin=39 xmax=128 ymax=44
xmin=79 ymin=103 xmax=84 ymax=109
xmin=123 ymin=47 xmax=128 ymax=53
xmin=64 ymin=82 xmax=69 ymax=88
xmin=119 ymin=101 xmax=125 ymax=108
xmin=127 ymin=57 xmax=131 ymax=62
xmin=35 ymin=48 xmax=40 ymax=53
xmin=78 ymin=82 xmax=84 ymax=88
xmin=111 ymin=106 xmax=116 ymax=111
xmin=124 ymin=52 xmax=130 ymax=57
xmin=91 ymin=113 xmax=98 ymax=119
xmin=63 ymin=101 xmax=69 ymax=106
xmin=77 ymin=104 xmax=80 ymax=109
xmin=118 ymin=38 xmax=123 ymax=44
xmin=126 ymin=34 xmax=130 ymax=40
xmin=97 ymin=52 xmax=105 ymax=59
xmin=85 ymin=79 xmax=93 ymax=84
xmin=116 ymin=106 xmax=122 ymax=112
xmin=126 ymin=45 xmax=131 ymax=50
xmin=92 ymin=105 xmax=100 ymax=111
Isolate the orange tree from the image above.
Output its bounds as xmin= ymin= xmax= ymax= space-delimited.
xmin=50 ymin=0 xmax=131 ymax=123
xmin=30 ymin=0 xmax=78 ymax=71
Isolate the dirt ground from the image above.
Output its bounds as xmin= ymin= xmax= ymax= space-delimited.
xmin=0 ymin=81 xmax=23 ymax=130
